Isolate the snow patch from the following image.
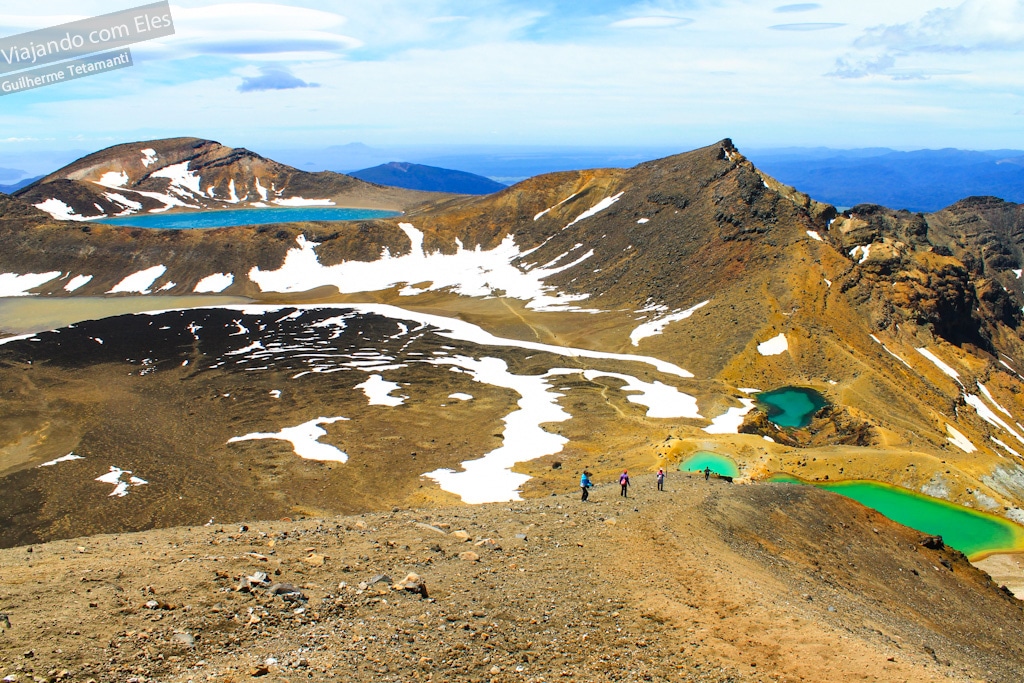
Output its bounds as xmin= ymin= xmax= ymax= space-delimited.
xmin=870 ymin=334 xmax=912 ymax=368
xmin=992 ymin=437 xmax=1022 ymax=459
xmin=946 ymin=424 xmax=977 ymax=453
xmin=0 ymin=271 xmax=62 ymax=296
xmin=637 ymin=218 xmax=650 ymax=224
xmin=95 ymin=466 xmax=148 ymax=497
xmin=103 ymin=192 xmax=143 ymax=212
xmin=630 ymin=300 xmax=710 ymax=346
xmin=550 ymin=369 xmax=702 ymax=419
xmin=565 ymin=192 xmax=624 ymax=228
xmin=107 ymin=265 xmax=167 ymax=294
xmin=194 ymin=272 xmax=234 ymax=294
xmin=703 ymin=398 xmax=756 ymax=434
xmin=64 ymin=274 xmax=93 ymax=292
xmin=151 ymin=161 xmax=205 ymax=198
xmin=228 ymin=416 xmax=350 ymax=462
xmin=248 ymin=227 xmax=599 ymax=313
xmin=965 ymin=394 xmax=1024 ymax=445
xmin=34 ymin=198 xmax=91 ymax=221
xmin=978 ymin=383 xmax=1013 ymax=418
xmin=757 ymin=333 xmax=789 ymax=356
xmin=354 ymin=374 xmax=406 ymax=406
xmin=98 ymin=171 xmax=129 ymax=188
xmin=916 ymin=347 xmax=962 ymax=384
xmin=806 ymin=230 xmax=823 ymax=241
xmin=448 ymin=393 xmax=473 ymax=401
xmin=533 ymin=192 xmax=581 ymax=220
xmin=849 ymin=245 xmax=871 ymax=263
xmin=140 ymin=148 xmax=158 ymax=167
xmin=273 ymin=197 xmax=335 ymax=207
xmin=38 ymin=453 xmax=83 ymax=467
xmin=425 ymin=356 xmax=570 ymax=503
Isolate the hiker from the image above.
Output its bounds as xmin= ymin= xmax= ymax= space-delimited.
xmin=620 ymin=470 xmax=630 ymax=497
xmin=704 ymin=466 xmax=711 ymax=481
xmin=656 ymin=468 xmax=665 ymax=491
xmin=580 ymin=471 xmax=593 ymax=501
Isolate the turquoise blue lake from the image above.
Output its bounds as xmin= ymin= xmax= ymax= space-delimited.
xmin=680 ymin=452 xmax=740 ymax=477
xmin=93 ymin=207 xmax=400 ymax=230
xmin=769 ymin=474 xmax=1024 ymax=559
xmin=756 ymin=387 xmax=828 ymax=428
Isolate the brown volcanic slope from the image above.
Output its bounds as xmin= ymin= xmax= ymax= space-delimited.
xmin=1 ymin=476 xmax=1023 ymax=683
xmin=14 ymin=137 xmax=446 ymax=219
xmin=4 ymin=139 xmax=1024 ymax=542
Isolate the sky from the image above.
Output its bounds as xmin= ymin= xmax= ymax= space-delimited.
xmin=1 ymin=0 xmax=1023 ymax=177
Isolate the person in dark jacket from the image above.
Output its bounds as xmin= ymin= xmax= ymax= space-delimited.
xmin=656 ymin=468 xmax=665 ymax=491
xmin=704 ymin=466 xmax=711 ymax=481
xmin=620 ymin=470 xmax=630 ymax=497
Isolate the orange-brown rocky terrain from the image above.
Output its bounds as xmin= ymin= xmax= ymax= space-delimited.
xmin=2 ymin=474 xmax=1022 ymax=683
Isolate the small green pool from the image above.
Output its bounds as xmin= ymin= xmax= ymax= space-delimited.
xmin=769 ymin=474 xmax=1024 ymax=559
xmin=756 ymin=387 xmax=828 ymax=428
xmin=680 ymin=452 xmax=739 ymax=477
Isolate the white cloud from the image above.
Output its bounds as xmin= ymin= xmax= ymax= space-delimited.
xmin=770 ymin=22 xmax=845 ymax=31
xmin=855 ymin=0 xmax=1024 ymax=52
xmin=610 ymin=16 xmax=693 ymax=29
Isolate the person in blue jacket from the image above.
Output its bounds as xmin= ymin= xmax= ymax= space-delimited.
xmin=580 ymin=471 xmax=593 ymax=501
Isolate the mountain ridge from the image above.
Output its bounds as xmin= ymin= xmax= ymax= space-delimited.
xmin=13 ymin=137 xmax=451 ymax=221
xmin=350 ymin=161 xmax=508 ymax=195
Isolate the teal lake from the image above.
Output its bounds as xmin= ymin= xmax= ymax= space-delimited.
xmin=680 ymin=452 xmax=739 ymax=477
xmin=93 ymin=207 xmax=400 ymax=230
xmin=769 ymin=474 xmax=1024 ymax=559
xmin=756 ymin=387 xmax=828 ymax=428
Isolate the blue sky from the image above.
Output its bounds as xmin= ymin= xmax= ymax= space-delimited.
xmin=1 ymin=1 xmax=1023 ymax=175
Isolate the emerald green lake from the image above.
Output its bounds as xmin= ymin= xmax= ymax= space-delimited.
xmin=756 ymin=387 xmax=828 ymax=428
xmin=680 ymin=452 xmax=739 ymax=477
xmin=769 ymin=474 xmax=1024 ymax=559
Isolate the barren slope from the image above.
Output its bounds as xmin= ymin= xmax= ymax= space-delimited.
xmin=1 ymin=475 xmax=1021 ymax=683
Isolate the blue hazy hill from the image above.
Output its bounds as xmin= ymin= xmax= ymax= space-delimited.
xmin=0 ymin=176 xmax=42 ymax=194
xmin=746 ymin=148 xmax=1024 ymax=212
xmin=350 ymin=162 xmax=507 ymax=195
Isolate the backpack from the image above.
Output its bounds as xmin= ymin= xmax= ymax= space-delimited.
xmin=620 ymin=473 xmax=628 ymax=485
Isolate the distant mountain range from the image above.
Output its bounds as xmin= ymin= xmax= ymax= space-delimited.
xmin=0 ymin=176 xmax=41 ymax=194
xmin=258 ymin=143 xmax=1024 ymax=212
xmin=350 ymin=161 xmax=507 ymax=195
xmin=746 ymin=147 xmax=1024 ymax=212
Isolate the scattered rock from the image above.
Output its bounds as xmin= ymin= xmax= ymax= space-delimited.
xmin=474 ymin=538 xmax=500 ymax=550
xmin=303 ymin=553 xmax=326 ymax=567
xmin=249 ymin=665 xmax=269 ymax=677
xmin=170 ymin=632 xmax=195 ymax=648
xmin=0 ymin=613 xmax=9 ymax=629
xmin=920 ymin=535 xmax=945 ymax=550
xmin=458 ymin=551 xmax=480 ymax=562
xmin=604 ymin=518 xmax=617 ymax=526
xmin=451 ymin=530 xmax=472 ymax=542
xmin=415 ymin=522 xmax=447 ymax=536
xmin=393 ymin=572 xmax=429 ymax=598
